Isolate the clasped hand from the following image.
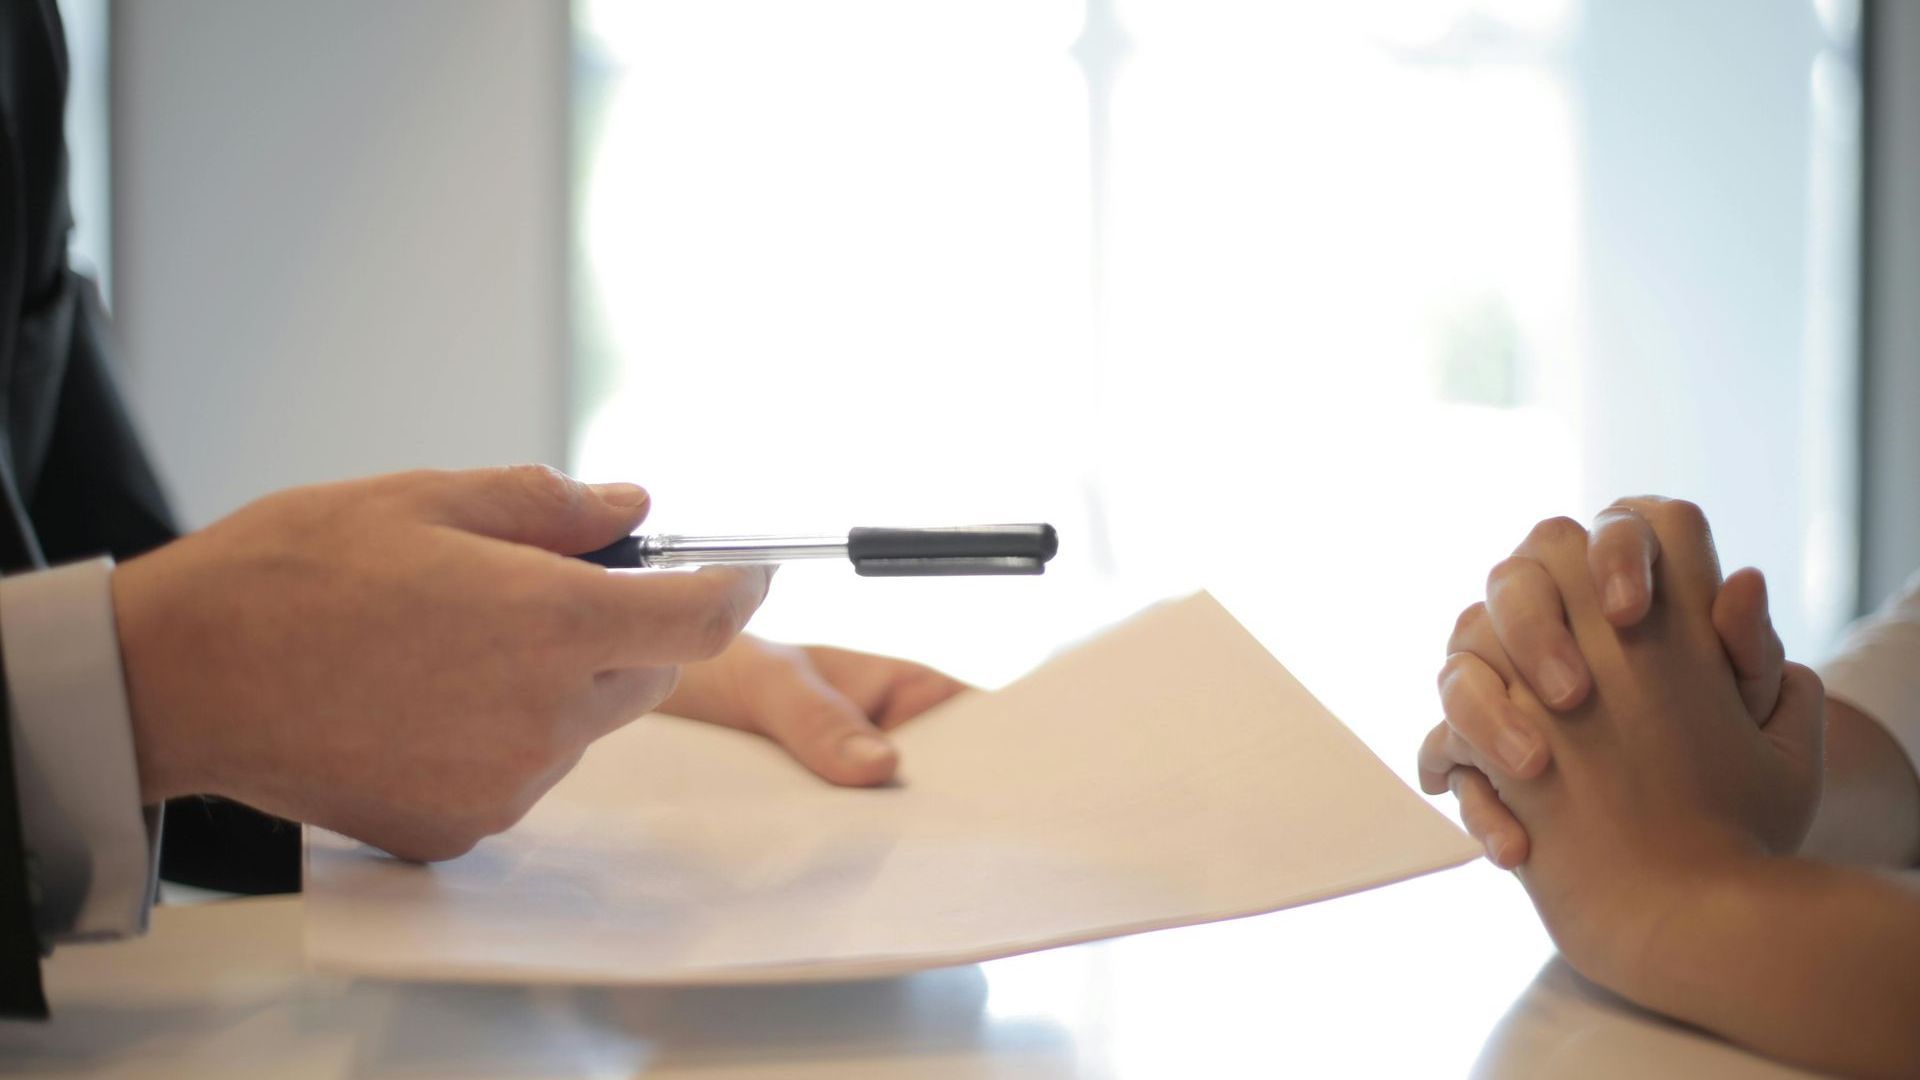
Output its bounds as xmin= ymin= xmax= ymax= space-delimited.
xmin=1416 ymin=498 xmax=1824 ymax=988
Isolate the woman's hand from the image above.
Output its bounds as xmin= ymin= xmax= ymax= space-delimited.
xmin=1417 ymin=497 xmax=1788 ymax=867
xmin=1428 ymin=503 xmax=1826 ymax=992
xmin=661 ymin=636 xmax=971 ymax=786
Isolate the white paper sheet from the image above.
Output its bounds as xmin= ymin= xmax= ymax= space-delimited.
xmin=304 ymin=592 xmax=1479 ymax=984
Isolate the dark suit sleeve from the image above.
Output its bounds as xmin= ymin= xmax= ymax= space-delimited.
xmin=0 ymin=273 xmax=155 ymax=1021
xmin=24 ymin=275 xmax=176 ymax=566
xmin=0 ymin=642 xmax=49 ymax=1019
xmin=0 ymin=0 xmax=64 ymax=1003
xmin=26 ymin=281 xmax=301 ymax=897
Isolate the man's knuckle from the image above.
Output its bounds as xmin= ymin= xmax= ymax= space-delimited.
xmin=642 ymin=665 xmax=683 ymax=709
xmin=474 ymin=799 xmax=533 ymax=839
xmin=367 ymin=468 xmax=445 ymax=505
xmin=678 ymin=608 xmax=727 ymax=659
xmin=538 ymin=587 xmax=597 ymax=649
xmin=603 ymin=666 xmax=679 ymax=720
xmin=691 ymin=593 xmax=751 ymax=658
xmin=414 ymin=832 xmax=481 ymax=862
xmin=505 ymin=579 xmax=598 ymax=660
xmin=491 ymin=745 xmax=539 ymax=790
xmin=488 ymin=706 xmax=567 ymax=773
xmin=449 ymin=780 xmax=532 ymax=840
xmin=531 ymin=712 xmax=580 ymax=766
xmin=507 ymin=463 xmax=580 ymax=510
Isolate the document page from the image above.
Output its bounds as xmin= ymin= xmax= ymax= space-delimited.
xmin=305 ymin=593 xmax=1479 ymax=983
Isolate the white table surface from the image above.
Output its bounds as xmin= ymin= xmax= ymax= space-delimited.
xmin=0 ymin=860 xmax=1827 ymax=1079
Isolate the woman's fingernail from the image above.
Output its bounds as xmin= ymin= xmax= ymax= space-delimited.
xmin=1537 ymin=657 xmax=1578 ymax=706
xmin=1484 ymin=834 xmax=1509 ymax=866
xmin=839 ymin=733 xmax=895 ymax=770
xmin=591 ymin=482 xmax=649 ymax=508
xmin=1496 ymin=726 xmax=1538 ymax=774
xmin=1603 ymin=573 xmax=1636 ymax=616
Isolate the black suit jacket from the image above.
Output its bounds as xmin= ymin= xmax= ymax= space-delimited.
xmin=2 ymin=0 xmax=297 ymax=1019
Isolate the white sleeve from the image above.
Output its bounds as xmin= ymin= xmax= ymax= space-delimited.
xmin=0 ymin=558 xmax=159 ymax=943
xmin=1819 ymin=569 xmax=1920 ymax=783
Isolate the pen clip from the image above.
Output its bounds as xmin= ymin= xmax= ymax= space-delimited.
xmin=854 ymin=556 xmax=1047 ymax=577
xmin=847 ymin=525 xmax=1057 ymax=576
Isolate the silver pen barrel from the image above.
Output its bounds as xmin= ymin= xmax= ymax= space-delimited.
xmin=639 ymin=534 xmax=849 ymax=568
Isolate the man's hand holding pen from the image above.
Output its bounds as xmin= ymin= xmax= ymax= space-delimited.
xmin=111 ymin=465 xmax=966 ymax=862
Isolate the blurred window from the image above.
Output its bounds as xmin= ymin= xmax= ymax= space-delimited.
xmin=573 ymin=0 xmax=1857 ymax=683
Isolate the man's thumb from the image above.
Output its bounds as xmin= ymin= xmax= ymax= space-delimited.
xmin=423 ymin=465 xmax=650 ymax=554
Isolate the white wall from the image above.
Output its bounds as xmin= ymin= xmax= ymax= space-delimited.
xmin=113 ymin=0 xmax=569 ymax=528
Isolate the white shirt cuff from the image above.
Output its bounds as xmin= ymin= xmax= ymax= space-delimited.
xmin=1819 ymin=569 xmax=1920 ymax=784
xmin=1 ymin=557 xmax=159 ymax=943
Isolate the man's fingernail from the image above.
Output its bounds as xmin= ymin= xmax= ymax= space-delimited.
xmin=1538 ymin=657 xmax=1578 ymax=706
xmin=839 ymin=733 xmax=895 ymax=770
xmin=592 ymin=483 xmax=649 ymax=508
xmin=1484 ymin=835 xmax=1511 ymax=868
xmin=1603 ymin=574 xmax=1636 ymax=616
xmin=1496 ymin=726 xmax=1538 ymax=774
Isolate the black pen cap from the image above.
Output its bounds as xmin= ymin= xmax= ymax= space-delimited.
xmin=848 ymin=524 xmax=1058 ymax=576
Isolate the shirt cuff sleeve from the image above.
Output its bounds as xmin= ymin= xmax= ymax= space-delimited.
xmin=1819 ymin=568 xmax=1920 ymax=785
xmin=0 ymin=558 xmax=159 ymax=943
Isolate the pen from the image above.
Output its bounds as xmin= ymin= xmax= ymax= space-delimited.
xmin=575 ymin=524 xmax=1059 ymax=577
